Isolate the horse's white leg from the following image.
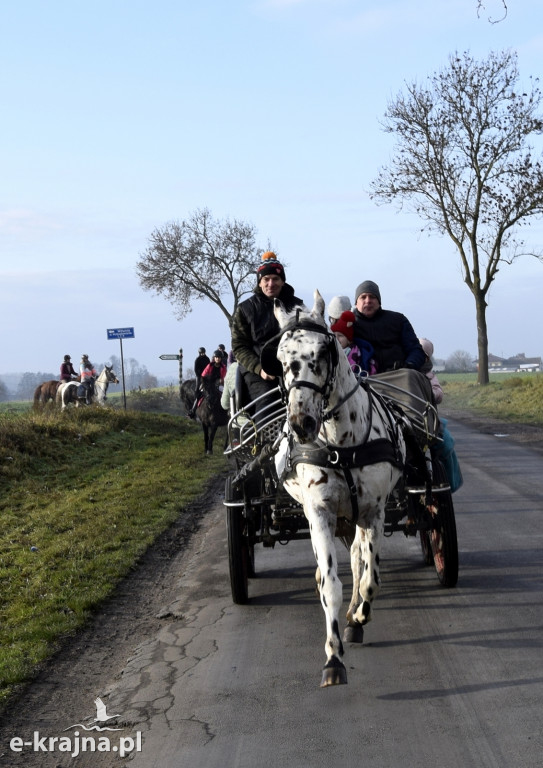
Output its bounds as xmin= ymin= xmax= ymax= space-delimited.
xmin=307 ymin=504 xmax=347 ymax=687
xmin=346 ymin=514 xmax=384 ymax=630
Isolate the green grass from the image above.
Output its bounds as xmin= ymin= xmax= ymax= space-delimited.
xmin=0 ymin=405 xmax=227 ymax=707
xmin=440 ymin=371 xmax=543 ymax=424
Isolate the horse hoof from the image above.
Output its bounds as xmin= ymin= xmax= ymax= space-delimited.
xmin=206 ymin=450 xmax=212 ymax=456
xmin=320 ymin=658 xmax=348 ymax=687
xmin=343 ymin=624 xmax=364 ymax=644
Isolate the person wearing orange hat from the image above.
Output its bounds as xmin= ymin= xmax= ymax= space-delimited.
xmin=230 ymin=251 xmax=304 ymax=407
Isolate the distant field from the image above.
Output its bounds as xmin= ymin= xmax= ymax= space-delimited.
xmin=440 ymin=371 xmax=543 ymax=425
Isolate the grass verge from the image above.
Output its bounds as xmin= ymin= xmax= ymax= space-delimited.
xmin=0 ymin=407 xmax=227 ymax=707
xmin=440 ymin=373 xmax=543 ymax=425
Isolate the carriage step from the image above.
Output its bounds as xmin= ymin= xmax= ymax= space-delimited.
xmin=407 ymin=484 xmax=451 ymax=494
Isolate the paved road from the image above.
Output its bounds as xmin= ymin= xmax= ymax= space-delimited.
xmin=4 ymin=419 xmax=543 ymax=768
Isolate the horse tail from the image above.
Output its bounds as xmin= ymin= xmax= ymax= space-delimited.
xmin=33 ymin=384 xmax=43 ymax=408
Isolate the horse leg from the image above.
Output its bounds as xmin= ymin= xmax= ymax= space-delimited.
xmin=202 ymin=424 xmax=210 ymax=454
xmin=206 ymin=425 xmax=218 ymax=456
xmin=345 ymin=514 xmax=384 ymax=641
xmin=307 ymin=504 xmax=347 ymax=687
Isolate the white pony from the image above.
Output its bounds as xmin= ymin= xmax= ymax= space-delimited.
xmin=57 ymin=366 xmax=119 ymax=410
xmin=273 ymin=291 xmax=406 ymax=686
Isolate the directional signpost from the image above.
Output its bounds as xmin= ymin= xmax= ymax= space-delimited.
xmin=159 ymin=350 xmax=183 ymax=397
xmin=107 ymin=327 xmax=135 ymax=409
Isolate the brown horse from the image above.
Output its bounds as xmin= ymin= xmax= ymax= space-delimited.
xmin=33 ymin=380 xmax=62 ymax=408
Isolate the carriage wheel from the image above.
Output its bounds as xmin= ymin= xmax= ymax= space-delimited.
xmin=225 ymin=476 xmax=252 ymax=604
xmin=429 ymin=458 xmax=459 ymax=588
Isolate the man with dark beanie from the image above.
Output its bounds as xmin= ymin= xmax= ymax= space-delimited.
xmin=353 ymin=280 xmax=425 ymax=373
xmin=231 ymin=251 xmax=304 ymax=406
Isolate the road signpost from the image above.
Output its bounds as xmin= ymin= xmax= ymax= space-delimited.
xmin=159 ymin=350 xmax=183 ymax=397
xmin=107 ymin=327 xmax=135 ymax=409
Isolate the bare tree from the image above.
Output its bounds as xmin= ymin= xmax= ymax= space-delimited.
xmin=445 ymin=350 xmax=475 ymax=373
xmin=476 ymin=0 xmax=507 ymax=23
xmin=370 ymin=50 xmax=543 ymax=385
xmin=136 ymin=208 xmax=268 ymax=326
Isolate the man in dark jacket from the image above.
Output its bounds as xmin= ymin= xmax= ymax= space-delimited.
xmin=231 ymin=252 xmax=304 ymax=406
xmin=353 ymin=280 xmax=425 ymax=373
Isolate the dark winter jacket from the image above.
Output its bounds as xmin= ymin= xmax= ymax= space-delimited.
xmin=353 ymin=307 xmax=425 ymax=373
xmin=231 ymin=284 xmax=304 ymax=375
xmin=194 ymin=353 xmax=210 ymax=385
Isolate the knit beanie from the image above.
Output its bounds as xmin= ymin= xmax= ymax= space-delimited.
xmin=328 ymin=295 xmax=351 ymax=321
xmin=257 ymin=251 xmax=286 ymax=282
xmin=419 ymin=338 xmax=434 ymax=358
xmin=331 ymin=310 xmax=356 ymax=343
xmin=355 ymin=280 xmax=381 ymax=305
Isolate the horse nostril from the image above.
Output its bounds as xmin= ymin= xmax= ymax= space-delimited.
xmin=303 ymin=416 xmax=317 ymax=435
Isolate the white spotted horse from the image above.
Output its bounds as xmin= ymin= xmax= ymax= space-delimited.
xmin=57 ymin=366 xmax=119 ymax=410
xmin=271 ymin=290 xmax=406 ymax=687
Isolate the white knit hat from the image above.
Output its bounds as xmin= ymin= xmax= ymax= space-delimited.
xmin=419 ymin=338 xmax=434 ymax=358
xmin=328 ymin=295 xmax=351 ymax=321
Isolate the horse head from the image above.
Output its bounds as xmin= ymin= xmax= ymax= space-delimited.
xmin=274 ymin=290 xmax=339 ymax=443
xmin=103 ymin=365 xmax=119 ymax=384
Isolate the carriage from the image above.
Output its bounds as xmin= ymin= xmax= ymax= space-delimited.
xmin=222 ymin=292 xmax=459 ymax=685
xmin=224 ymin=369 xmax=458 ymax=602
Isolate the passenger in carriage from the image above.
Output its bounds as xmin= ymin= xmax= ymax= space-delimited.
xmin=417 ymin=336 xmax=463 ymax=492
xmin=327 ymin=295 xmax=351 ymax=326
xmin=352 ymin=280 xmax=425 ymax=373
xmin=419 ymin=337 xmax=443 ymax=405
xmin=330 ymin=310 xmax=376 ymax=375
xmin=230 ymin=252 xmax=304 ymax=407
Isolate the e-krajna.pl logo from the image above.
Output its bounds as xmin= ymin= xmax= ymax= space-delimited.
xmin=9 ymin=697 xmax=143 ymax=759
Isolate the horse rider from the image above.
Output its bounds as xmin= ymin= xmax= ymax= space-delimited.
xmin=230 ymin=252 xmax=304 ymax=409
xmin=59 ymin=354 xmax=77 ymax=383
xmin=188 ymin=347 xmax=210 ymax=419
xmin=201 ymin=350 xmax=227 ymax=388
xmin=79 ymin=354 xmax=97 ymax=405
xmin=217 ymin=343 xmax=229 ymax=367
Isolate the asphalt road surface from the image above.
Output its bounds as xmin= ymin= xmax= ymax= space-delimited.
xmin=2 ymin=418 xmax=542 ymax=768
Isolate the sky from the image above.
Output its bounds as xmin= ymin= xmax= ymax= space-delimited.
xmin=1 ymin=0 xmax=543 ymax=383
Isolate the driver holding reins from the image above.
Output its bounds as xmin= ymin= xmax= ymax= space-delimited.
xmin=230 ymin=252 xmax=304 ymax=409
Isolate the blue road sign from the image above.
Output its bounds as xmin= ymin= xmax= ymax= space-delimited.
xmin=107 ymin=327 xmax=135 ymax=340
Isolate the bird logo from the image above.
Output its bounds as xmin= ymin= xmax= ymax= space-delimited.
xmin=64 ymin=697 xmax=123 ymax=732
xmin=94 ymin=697 xmax=120 ymax=723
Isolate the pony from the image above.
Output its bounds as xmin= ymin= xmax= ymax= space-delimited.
xmin=57 ymin=366 xmax=119 ymax=410
xmin=272 ymin=290 xmax=406 ymax=687
xmin=33 ymin=380 xmax=61 ymax=408
xmin=180 ymin=377 xmax=228 ymax=455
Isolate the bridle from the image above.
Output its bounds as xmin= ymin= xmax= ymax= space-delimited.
xmin=276 ymin=310 xmax=359 ymax=419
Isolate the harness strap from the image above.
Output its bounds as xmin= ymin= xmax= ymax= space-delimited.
xmin=287 ymin=438 xmax=404 ymax=526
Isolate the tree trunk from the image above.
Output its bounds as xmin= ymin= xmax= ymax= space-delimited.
xmin=474 ymin=293 xmax=489 ymax=385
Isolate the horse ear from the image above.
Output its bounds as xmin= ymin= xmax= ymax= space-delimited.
xmin=273 ymin=298 xmax=290 ymax=328
xmin=311 ymin=290 xmax=325 ymax=319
